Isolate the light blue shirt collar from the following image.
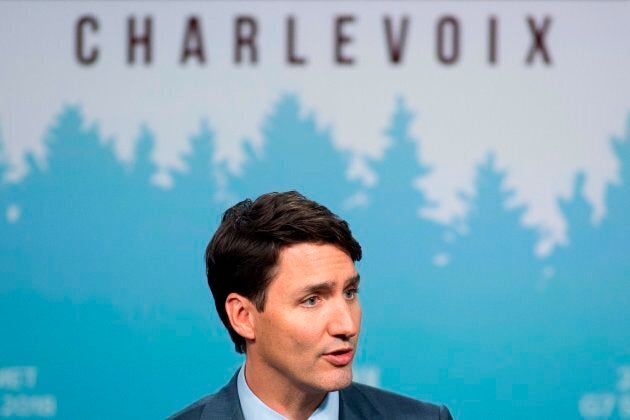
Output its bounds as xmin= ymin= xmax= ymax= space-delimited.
xmin=237 ymin=364 xmax=339 ymax=420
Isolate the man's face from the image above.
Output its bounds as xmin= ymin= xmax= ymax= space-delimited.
xmin=248 ymin=242 xmax=361 ymax=394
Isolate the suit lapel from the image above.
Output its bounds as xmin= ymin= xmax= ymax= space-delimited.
xmin=339 ymin=384 xmax=383 ymax=420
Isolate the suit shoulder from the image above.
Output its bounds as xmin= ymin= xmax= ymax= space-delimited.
xmin=167 ymin=387 xmax=239 ymax=420
xmin=167 ymin=393 xmax=218 ymax=420
xmin=347 ymin=382 xmax=453 ymax=420
xmin=167 ymin=372 xmax=240 ymax=420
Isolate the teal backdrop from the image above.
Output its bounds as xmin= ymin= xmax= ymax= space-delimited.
xmin=1 ymin=2 xmax=629 ymax=419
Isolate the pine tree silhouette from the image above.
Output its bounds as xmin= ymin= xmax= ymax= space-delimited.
xmin=418 ymin=154 xmax=551 ymax=418
xmin=119 ymin=126 xmax=165 ymax=262
xmin=7 ymin=106 xmax=129 ymax=298
xmin=439 ymin=153 xmax=543 ymax=337
xmin=558 ymin=172 xmax=596 ymax=252
xmin=162 ymin=121 xmax=226 ymax=310
xmin=551 ymin=171 xmax=599 ymax=334
xmin=129 ymin=126 xmax=159 ymax=187
xmin=339 ymin=98 xmax=454 ymax=402
xmin=551 ymin=117 xmax=630 ymax=345
xmin=109 ymin=126 xmax=181 ymax=306
xmin=348 ymin=98 xmax=444 ymax=326
xmin=600 ymin=116 xmax=630 ymax=266
xmin=228 ymin=95 xmax=359 ymax=209
xmin=598 ymin=117 xmax=630 ymax=338
xmin=170 ymin=120 xmax=223 ymax=228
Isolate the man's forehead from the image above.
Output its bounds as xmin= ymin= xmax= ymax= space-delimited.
xmin=270 ymin=243 xmax=358 ymax=288
xmin=278 ymin=242 xmax=353 ymax=261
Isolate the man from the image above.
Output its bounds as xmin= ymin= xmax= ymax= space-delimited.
xmin=170 ymin=191 xmax=453 ymax=420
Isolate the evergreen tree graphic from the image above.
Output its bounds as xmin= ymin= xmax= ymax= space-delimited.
xmin=7 ymin=106 xmax=129 ymax=298
xmin=128 ymin=126 xmax=159 ymax=191
xmin=551 ymin=117 xmax=630 ymax=346
xmin=169 ymin=120 xmax=223 ymax=232
xmin=228 ymin=95 xmax=359 ymax=209
xmin=598 ymin=117 xmax=630 ymax=340
xmin=558 ymin=172 xmax=597 ymax=256
xmin=438 ymin=153 xmax=543 ymax=337
xmin=536 ymin=117 xmax=630 ymax=420
xmin=348 ymin=98 xmax=444 ymax=327
xmin=163 ymin=121 xmax=227 ymax=309
xmin=600 ymin=116 xmax=630 ymax=270
xmin=421 ymin=154 xmax=551 ymax=419
xmin=340 ymin=98 xmax=454 ymax=405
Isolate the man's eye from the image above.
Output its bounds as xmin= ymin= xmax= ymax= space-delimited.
xmin=303 ymin=296 xmax=319 ymax=306
xmin=344 ymin=288 xmax=359 ymax=299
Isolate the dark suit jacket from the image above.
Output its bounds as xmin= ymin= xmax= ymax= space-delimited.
xmin=168 ymin=371 xmax=453 ymax=420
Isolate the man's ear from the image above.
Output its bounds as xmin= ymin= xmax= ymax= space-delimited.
xmin=225 ymin=293 xmax=256 ymax=341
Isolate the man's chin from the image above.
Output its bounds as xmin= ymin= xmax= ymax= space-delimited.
xmin=319 ymin=365 xmax=354 ymax=391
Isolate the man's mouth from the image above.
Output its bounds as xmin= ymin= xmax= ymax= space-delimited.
xmin=322 ymin=348 xmax=354 ymax=367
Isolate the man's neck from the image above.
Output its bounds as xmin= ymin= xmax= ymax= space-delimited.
xmin=244 ymin=357 xmax=327 ymax=420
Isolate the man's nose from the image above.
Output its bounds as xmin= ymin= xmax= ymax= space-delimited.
xmin=328 ymin=298 xmax=360 ymax=339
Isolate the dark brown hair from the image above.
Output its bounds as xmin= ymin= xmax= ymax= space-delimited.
xmin=205 ymin=191 xmax=362 ymax=353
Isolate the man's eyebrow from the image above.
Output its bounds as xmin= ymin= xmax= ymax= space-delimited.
xmin=296 ymin=274 xmax=361 ymax=296
xmin=345 ymin=274 xmax=361 ymax=287
xmin=297 ymin=281 xmax=335 ymax=296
